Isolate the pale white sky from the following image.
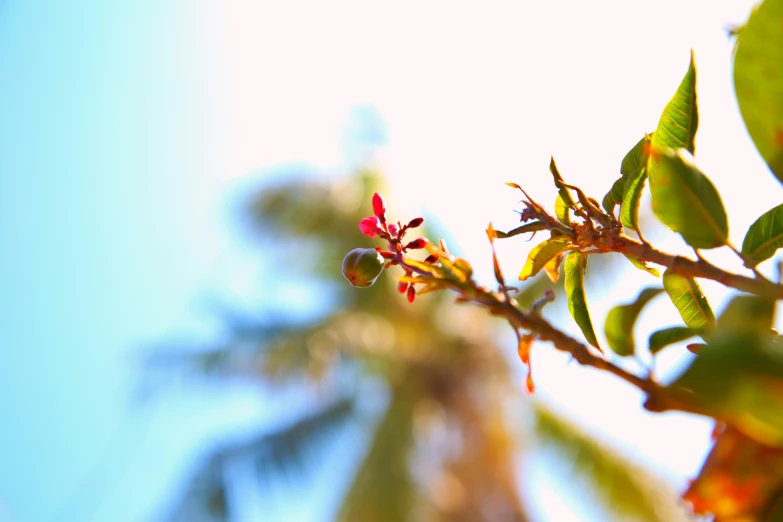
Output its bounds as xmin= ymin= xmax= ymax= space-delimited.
xmin=209 ymin=0 xmax=782 ymax=517
xmin=185 ymin=0 xmax=777 ymax=519
xmin=204 ymin=0 xmax=769 ymax=468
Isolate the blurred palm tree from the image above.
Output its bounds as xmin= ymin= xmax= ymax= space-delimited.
xmin=147 ymin=163 xmax=694 ymax=522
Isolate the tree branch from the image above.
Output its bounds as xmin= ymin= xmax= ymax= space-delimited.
xmin=612 ymin=234 xmax=783 ymax=300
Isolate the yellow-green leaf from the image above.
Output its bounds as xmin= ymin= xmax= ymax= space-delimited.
xmin=519 ymin=238 xmax=572 ymax=281
xmin=564 ymin=252 xmax=599 ymax=349
xmin=651 ymin=51 xmax=698 ymax=156
xmin=741 ymin=203 xmax=783 ymax=267
xmin=622 ymin=254 xmax=660 ymax=277
xmin=494 ymin=221 xmax=547 ymax=239
xmin=544 ymin=254 xmax=564 ymax=283
xmin=620 ymin=134 xmax=653 ymax=231
xmin=453 ymin=258 xmax=473 ymax=279
xmin=649 ymin=149 xmax=728 ymax=249
xmin=416 ymin=281 xmax=447 ymax=295
xmin=602 ymin=177 xmax=624 ymax=214
xmin=622 ymin=133 xmax=654 ymax=177
xmin=555 ymin=194 xmax=571 ymax=226
xmin=604 ymin=287 xmax=663 ymax=357
xmin=662 ymin=269 xmax=716 ymax=331
xmin=550 ymin=156 xmax=575 ymax=207
xmin=646 ymin=53 xmax=703 ymax=242
xmin=648 ymin=326 xmax=699 ymax=355
xmin=734 ymin=0 xmax=783 ymax=184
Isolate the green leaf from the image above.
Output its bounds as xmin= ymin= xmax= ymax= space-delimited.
xmin=669 ymin=331 xmax=783 ymax=447
xmin=650 ymin=51 xmax=698 ymax=156
xmin=620 ymin=134 xmax=653 ymax=230
xmin=666 ymin=296 xmax=779 ymax=446
xmin=734 ymin=0 xmax=783 ymax=184
xmin=602 ymin=177 xmax=624 ymax=213
xmin=621 ymin=167 xmax=648 ymax=231
xmin=519 ymin=238 xmax=572 ymax=281
xmin=494 ymin=220 xmax=546 ymax=239
xmin=623 ymin=254 xmax=660 ymax=277
xmin=717 ymin=294 xmax=775 ymax=336
xmin=622 ymin=133 xmax=654 ymax=177
xmin=662 ymin=269 xmax=716 ymax=331
xmin=555 ymin=194 xmax=571 ymax=226
xmin=741 ymin=203 xmax=783 ymax=267
xmin=604 ymin=287 xmax=663 ymax=357
xmin=648 ymin=326 xmax=699 ymax=355
xmin=550 ymin=156 xmax=575 ymax=207
xmin=564 ymin=252 xmax=599 ymax=349
xmin=649 ymin=149 xmax=728 ymax=249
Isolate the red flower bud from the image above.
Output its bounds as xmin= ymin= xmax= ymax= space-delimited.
xmin=686 ymin=343 xmax=705 ymax=354
xmin=406 ymin=284 xmax=416 ymax=303
xmin=424 ymin=254 xmax=439 ymax=264
xmin=407 ymin=217 xmax=424 ymax=228
xmin=372 ymin=193 xmax=386 ymax=219
xmin=379 ymin=251 xmax=396 ymax=260
xmin=388 ymin=223 xmax=399 ymax=237
xmin=405 ymin=238 xmax=428 ymax=250
xmin=397 ymin=281 xmax=409 ymax=293
xmin=525 ymin=373 xmax=535 ymax=394
xmin=359 ymin=216 xmax=380 ymax=238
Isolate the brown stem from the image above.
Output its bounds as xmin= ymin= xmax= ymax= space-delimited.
xmin=393 ymin=241 xmax=708 ymax=416
xmin=614 ymin=235 xmax=783 ymax=300
xmin=463 ymin=284 xmax=702 ymax=415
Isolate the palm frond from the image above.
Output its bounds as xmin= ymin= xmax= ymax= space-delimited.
xmin=337 ymin=388 xmax=418 ymax=522
xmin=159 ymin=458 xmax=230 ymax=522
xmin=140 ymin=319 xmax=324 ymax=382
xmin=532 ymin=402 xmax=693 ymax=522
xmin=161 ymin=398 xmax=354 ymax=522
xmin=220 ymin=397 xmax=355 ymax=482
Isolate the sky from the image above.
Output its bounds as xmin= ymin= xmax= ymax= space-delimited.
xmin=0 ymin=0 xmax=778 ymax=521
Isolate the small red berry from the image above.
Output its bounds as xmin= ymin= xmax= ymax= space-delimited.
xmin=406 ymin=284 xmax=416 ymax=303
xmin=397 ymin=281 xmax=409 ymax=293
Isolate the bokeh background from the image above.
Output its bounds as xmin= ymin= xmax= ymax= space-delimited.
xmin=1 ymin=1 xmax=780 ymax=521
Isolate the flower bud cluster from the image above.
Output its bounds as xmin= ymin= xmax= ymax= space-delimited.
xmin=342 ymin=192 xmax=433 ymax=301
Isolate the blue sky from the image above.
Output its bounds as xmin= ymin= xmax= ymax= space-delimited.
xmin=0 ymin=1 xmax=779 ymax=521
xmin=0 ymin=2 xmax=251 ymax=520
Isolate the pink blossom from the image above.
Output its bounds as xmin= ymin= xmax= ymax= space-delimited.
xmin=359 ymin=216 xmax=380 ymax=237
xmin=372 ymin=193 xmax=386 ymax=218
